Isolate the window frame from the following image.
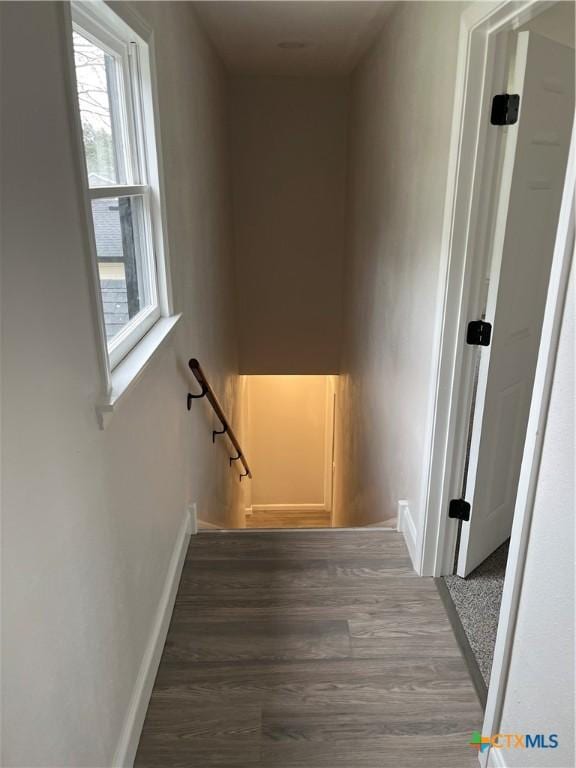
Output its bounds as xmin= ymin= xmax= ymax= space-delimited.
xmin=70 ymin=0 xmax=172 ymax=373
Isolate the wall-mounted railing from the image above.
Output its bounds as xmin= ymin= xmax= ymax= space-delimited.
xmin=187 ymin=358 xmax=252 ymax=481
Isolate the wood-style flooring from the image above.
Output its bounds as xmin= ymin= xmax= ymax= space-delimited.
xmin=245 ymin=508 xmax=331 ymax=528
xmin=135 ymin=530 xmax=483 ymax=768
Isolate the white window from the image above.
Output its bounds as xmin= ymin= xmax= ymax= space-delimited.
xmin=71 ymin=2 xmax=168 ymax=369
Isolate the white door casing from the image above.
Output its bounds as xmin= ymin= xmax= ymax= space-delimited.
xmin=457 ymin=31 xmax=575 ymax=576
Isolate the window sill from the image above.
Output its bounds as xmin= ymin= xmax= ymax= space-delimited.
xmin=96 ymin=314 xmax=181 ymax=429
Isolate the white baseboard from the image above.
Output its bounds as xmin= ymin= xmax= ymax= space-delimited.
xmin=397 ymin=500 xmax=418 ymax=568
xmin=250 ymin=503 xmax=327 ymax=511
xmin=112 ymin=509 xmax=191 ymax=767
xmin=188 ymin=502 xmax=198 ymax=535
xmin=364 ymin=518 xmax=397 ymax=528
xmin=208 ymin=526 xmax=398 ymax=534
xmin=198 ymin=519 xmax=222 ymax=530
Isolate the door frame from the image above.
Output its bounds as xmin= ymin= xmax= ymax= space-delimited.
xmin=325 ymin=375 xmax=337 ymax=524
xmin=418 ymin=0 xmax=575 ymax=761
xmin=418 ymin=0 xmax=562 ymax=579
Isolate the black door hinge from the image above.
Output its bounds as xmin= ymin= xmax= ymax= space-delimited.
xmin=467 ymin=320 xmax=492 ymax=347
xmin=491 ymin=93 xmax=520 ymax=126
xmin=449 ymin=499 xmax=471 ymax=522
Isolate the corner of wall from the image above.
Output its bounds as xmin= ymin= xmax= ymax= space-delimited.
xmin=397 ymin=500 xmax=418 ymax=569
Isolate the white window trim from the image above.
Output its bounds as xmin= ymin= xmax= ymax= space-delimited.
xmin=96 ymin=314 xmax=181 ymax=429
xmin=63 ymin=0 xmax=178 ymax=427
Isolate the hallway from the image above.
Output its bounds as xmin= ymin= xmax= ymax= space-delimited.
xmin=3 ymin=2 xmax=574 ymax=765
xmin=135 ymin=530 xmax=482 ymax=767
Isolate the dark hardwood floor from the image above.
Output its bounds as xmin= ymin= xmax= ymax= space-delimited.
xmin=135 ymin=530 xmax=483 ymax=767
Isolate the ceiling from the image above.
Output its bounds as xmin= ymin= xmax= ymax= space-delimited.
xmin=192 ymin=2 xmax=396 ymax=76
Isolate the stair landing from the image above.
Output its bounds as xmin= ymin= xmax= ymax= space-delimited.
xmin=245 ymin=508 xmax=331 ymax=528
xmin=135 ymin=529 xmax=482 ymax=767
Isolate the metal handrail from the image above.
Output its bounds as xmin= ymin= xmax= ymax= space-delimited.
xmin=187 ymin=358 xmax=252 ymax=481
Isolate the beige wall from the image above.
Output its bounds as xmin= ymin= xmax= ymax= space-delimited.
xmin=1 ymin=2 xmax=239 ymax=765
xmin=519 ymin=1 xmax=575 ymax=48
xmin=230 ymin=76 xmax=349 ymax=374
xmin=245 ymin=376 xmax=331 ymax=508
xmin=334 ymin=2 xmax=464 ymax=527
xmin=127 ymin=1 xmax=244 ymax=529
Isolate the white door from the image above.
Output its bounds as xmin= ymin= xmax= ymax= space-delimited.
xmin=457 ymin=31 xmax=575 ymax=576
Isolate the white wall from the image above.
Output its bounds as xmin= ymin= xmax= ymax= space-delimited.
xmin=245 ymin=376 xmax=331 ymax=508
xmin=334 ymin=1 xmax=464 ymax=528
xmin=1 ymin=2 xmax=239 ymax=765
xmin=495 ymin=256 xmax=574 ymax=767
xmin=230 ymin=76 xmax=349 ymax=374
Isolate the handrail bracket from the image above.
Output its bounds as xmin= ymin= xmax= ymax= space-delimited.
xmin=187 ymin=358 xmax=252 ymax=481
xmin=187 ymin=384 xmax=208 ymax=410
xmin=212 ymin=424 xmax=227 ymax=443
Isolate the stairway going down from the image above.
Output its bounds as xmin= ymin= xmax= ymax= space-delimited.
xmin=135 ymin=529 xmax=483 ymax=767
